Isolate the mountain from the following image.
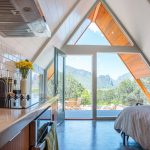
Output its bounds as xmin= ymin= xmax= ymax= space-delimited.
xmin=66 ymin=66 xmax=132 ymax=90
xmin=114 ymin=73 xmax=133 ymax=85
xmin=66 ymin=66 xmax=91 ymax=90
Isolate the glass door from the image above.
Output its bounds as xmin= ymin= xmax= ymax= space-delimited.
xmin=96 ymin=53 xmax=130 ymax=118
xmin=54 ymin=48 xmax=65 ymax=123
xmin=65 ymin=55 xmax=92 ymax=119
xmin=96 ymin=53 xmax=149 ymax=119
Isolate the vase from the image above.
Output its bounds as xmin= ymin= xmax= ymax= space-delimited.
xmin=20 ymin=78 xmax=27 ymax=95
xmin=20 ymin=99 xmax=27 ymax=108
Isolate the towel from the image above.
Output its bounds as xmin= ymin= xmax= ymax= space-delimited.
xmin=45 ymin=123 xmax=59 ymax=150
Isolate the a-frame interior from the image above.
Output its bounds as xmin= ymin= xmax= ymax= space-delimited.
xmin=64 ymin=2 xmax=150 ymax=102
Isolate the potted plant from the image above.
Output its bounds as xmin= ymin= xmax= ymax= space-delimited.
xmin=15 ymin=59 xmax=33 ymax=95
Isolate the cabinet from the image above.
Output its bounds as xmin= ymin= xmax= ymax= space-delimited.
xmin=1 ymin=125 xmax=29 ymax=150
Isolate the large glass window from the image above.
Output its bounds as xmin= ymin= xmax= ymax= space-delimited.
xmin=47 ymin=62 xmax=55 ymax=98
xmin=96 ymin=53 xmax=148 ymax=118
xmin=68 ymin=22 xmax=109 ymax=45
xmin=140 ymin=77 xmax=150 ymax=92
xmin=31 ymin=71 xmax=41 ymax=100
xmin=65 ymin=55 xmax=92 ymax=119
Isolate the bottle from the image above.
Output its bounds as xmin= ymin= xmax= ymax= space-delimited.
xmin=13 ymin=80 xmax=21 ymax=94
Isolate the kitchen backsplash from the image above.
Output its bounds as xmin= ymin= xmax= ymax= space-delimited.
xmin=0 ymin=37 xmax=44 ymax=95
xmin=0 ymin=40 xmax=23 ymax=79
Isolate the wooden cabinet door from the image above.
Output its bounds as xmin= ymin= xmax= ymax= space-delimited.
xmin=1 ymin=125 xmax=29 ymax=150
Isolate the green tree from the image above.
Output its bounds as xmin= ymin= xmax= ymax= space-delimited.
xmin=81 ymin=90 xmax=91 ymax=105
xmin=65 ymin=75 xmax=85 ymax=100
xmin=116 ymin=79 xmax=135 ymax=103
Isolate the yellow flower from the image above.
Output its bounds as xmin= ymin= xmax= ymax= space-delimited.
xmin=15 ymin=60 xmax=33 ymax=70
xmin=15 ymin=59 xmax=33 ymax=78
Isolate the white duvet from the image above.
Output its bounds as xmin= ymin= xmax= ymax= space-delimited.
xmin=114 ymin=105 xmax=150 ymax=150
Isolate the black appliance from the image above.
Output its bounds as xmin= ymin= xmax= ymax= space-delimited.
xmin=0 ymin=78 xmax=8 ymax=107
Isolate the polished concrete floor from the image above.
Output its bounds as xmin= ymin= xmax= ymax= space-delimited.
xmin=57 ymin=121 xmax=143 ymax=150
xmin=65 ymin=110 xmax=121 ymax=119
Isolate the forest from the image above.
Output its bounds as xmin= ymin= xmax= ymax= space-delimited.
xmin=65 ymin=75 xmax=148 ymax=106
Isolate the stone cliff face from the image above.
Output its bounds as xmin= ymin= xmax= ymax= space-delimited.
xmin=66 ymin=66 xmax=132 ymax=90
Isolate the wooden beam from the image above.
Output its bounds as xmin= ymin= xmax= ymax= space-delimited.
xmin=92 ymin=3 xmax=101 ymax=22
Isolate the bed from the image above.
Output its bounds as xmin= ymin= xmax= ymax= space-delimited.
xmin=114 ymin=105 xmax=150 ymax=150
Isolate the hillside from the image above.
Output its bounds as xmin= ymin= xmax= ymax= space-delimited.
xmin=66 ymin=66 xmax=132 ymax=90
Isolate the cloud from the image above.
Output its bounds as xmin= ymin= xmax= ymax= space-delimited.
xmin=89 ymin=23 xmax=99 ymax=32
xmin=89 ymin=23 xmax=104 ymax=37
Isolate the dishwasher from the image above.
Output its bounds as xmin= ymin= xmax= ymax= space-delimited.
xmin=29 ymin=106 xmax=53 ymax=150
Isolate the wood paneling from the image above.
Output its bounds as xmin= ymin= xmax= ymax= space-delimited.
xmin=1 ymin=125 xmax=29 ymax=150
xmin=47 ymin=63 xmax=54 ymax=80
xmin=95 ymin=4 xmax=130 ymax=46
xmin=88 ymin=6 xmax=96 ymax=21
xmin=119 ymin=54 xmax=150 ymax=79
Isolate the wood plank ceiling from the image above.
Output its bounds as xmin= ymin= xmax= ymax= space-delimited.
xmin=88 ymin=3 xmax=150 ymax=99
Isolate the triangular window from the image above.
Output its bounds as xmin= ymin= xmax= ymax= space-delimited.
xmin=68 ymin=22 xmax=110 ymax=45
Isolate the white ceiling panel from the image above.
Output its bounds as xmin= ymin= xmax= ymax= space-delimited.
xmin=0 ymin=1 xmax=79 ymax=61
xmin=105 ymin=0 xmax=150 ymax=61
xmin=0 ymin=36 xmax=47 ymax=59
xmin=34 ymin=0 xmax=97 ymax=68
xmin=37 ymin=0 xmax=78 ymax=34
xmin=0 ymin=0 xmax=97 ymax=68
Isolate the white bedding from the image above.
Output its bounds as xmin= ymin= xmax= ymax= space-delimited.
xmin=114 ymin=105 xmax=150 ymax=150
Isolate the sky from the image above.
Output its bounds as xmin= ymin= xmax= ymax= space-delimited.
xmin=66 ymin=22 xmax=129 ymax=80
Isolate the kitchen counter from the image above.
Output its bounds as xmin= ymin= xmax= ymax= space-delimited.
xmin=0 ymin=96 xmax=58 ymax=148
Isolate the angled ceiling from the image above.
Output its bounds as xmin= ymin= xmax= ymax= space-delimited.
xmin=0 ymin=0 xmax=97 ymax=67
xmin=33 ymin=0 xmax=97 ymax=68
xmin=105 ymin=0 xmax=150 ymax=62
xmin=0 ymin=0 xmax=150 ymax=71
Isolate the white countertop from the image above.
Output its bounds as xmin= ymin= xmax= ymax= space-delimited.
xmin=0 ymin=96 xmax=58 ymax=148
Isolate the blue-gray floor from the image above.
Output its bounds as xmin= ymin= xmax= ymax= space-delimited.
xmin=57 ymin=120 xmax=143 ymax=150
xmin=65 ymin=110 xmax=122 ymax=119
